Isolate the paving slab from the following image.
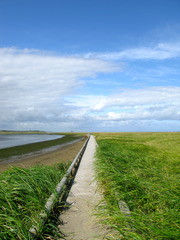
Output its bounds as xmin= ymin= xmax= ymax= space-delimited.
xmin=59 ymin=135 xmax=108 ymax=240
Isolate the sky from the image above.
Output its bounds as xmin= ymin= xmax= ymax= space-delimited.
xmin=0 ymin=0 xmax=180 ymax=132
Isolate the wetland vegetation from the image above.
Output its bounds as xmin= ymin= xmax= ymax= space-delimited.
xmin=0 ymin=132 xmax=179 ymax=239
xmin=95 ymin=132 xmax=180 ymax=239
xmin=0 ymin=163 xmax=70 ymax=239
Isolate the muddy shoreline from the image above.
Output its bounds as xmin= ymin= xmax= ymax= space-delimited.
xmin=0 ymin=138 xmax=86 ymax=173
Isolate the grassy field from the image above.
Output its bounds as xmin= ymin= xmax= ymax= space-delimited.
xmin=0 ymin=134 xmax=82 ymax=159
xmin=94 ymin=132 xmax=180 ymax=240
xmin=0 ymin=163 xmax=70 ymax=239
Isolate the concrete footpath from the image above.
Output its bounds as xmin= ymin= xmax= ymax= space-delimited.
xmin=59 ymin=135 xmax=108 ymax=240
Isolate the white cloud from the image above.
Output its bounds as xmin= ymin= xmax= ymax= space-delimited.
xmin=85 ymin=42 xmax=180 ymax=60
xmin=0 ymin=47 xmax=118 ymax=130
xmin=67 ymin=87 xmax=180 ymax=123
xmin=106 ymin=105 xmax=179 ymax=121
xmin=95 ymin=86 xmax=180 ymax=110
xmin=0 ymin=47 xmax=179 ymax=132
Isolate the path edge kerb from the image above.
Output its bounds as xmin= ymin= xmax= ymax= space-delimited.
xmin=29 ymin=135 xmax=90 ymax=239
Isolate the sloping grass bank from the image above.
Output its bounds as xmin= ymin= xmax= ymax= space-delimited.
xmin=95 ymin=133 xmax=180 ymax=240
xmin=0 ymin=134 xmax=82 ymax=159
xmin=0 ymin=163 xmax=69 ymax=239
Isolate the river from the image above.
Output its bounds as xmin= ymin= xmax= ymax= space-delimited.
xmin=0 ymin=134 xmax=64 ymax=149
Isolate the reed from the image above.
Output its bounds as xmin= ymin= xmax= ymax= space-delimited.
xmin=0 ymin=163 xmax=69 ymax=239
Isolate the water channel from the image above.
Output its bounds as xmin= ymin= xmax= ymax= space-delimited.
xmin=0 ymin=134 xmax=64 ymax=149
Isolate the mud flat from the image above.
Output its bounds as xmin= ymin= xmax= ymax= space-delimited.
xmin=0 ymin=138 xmax=86 ymax=173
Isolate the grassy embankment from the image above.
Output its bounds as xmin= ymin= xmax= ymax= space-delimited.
xmin=0 ymin=133 xmax=85 ymax=239
xmin=94 ymin=132 xmax=180 ymax=240
xmin=0 ymin=133 xmax=82 ymax=159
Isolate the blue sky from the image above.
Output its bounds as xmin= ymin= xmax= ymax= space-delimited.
xmin=0 ymin=0 xmax=180 ymax=132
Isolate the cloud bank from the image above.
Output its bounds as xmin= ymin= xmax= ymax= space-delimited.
xmin=0 ymin=47 xmax=117 ymax=130
xmin=0 ymin=46 xmax=180 ymax=132
xmin=66 ymin=86 xmax=180 ymax=121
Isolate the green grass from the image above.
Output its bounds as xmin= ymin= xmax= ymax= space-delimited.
xmin=0 ymin=134 xmax=82 ymax=159
xmin=0 ymin=163 xmax=70 ymax=239
xmin=94 ymin=132 xmax=180 ymax=240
